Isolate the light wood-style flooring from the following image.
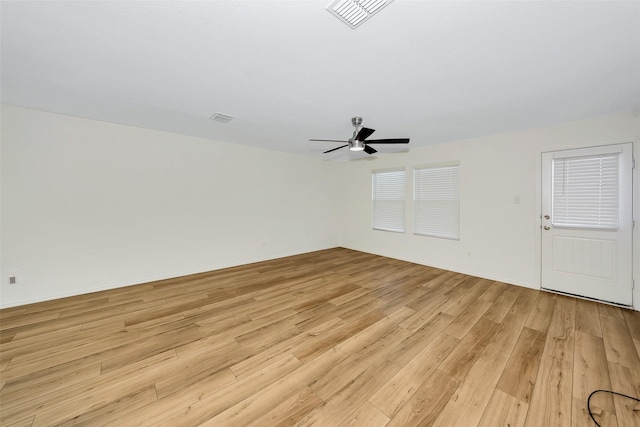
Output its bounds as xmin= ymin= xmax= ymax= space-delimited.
xmin=1 ymin=248 xmax=639 ymax=426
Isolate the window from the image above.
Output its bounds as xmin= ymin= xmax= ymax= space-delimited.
xmin=414 ymin=164 xmax=460 ymax=239
xmin=552 ymin=154 xmax=619 ymax=229
xmin=372 ymin=169 xmax=406 ymax=232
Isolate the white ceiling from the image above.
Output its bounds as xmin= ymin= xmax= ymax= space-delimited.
xmin=2 ymin=1 xmax=639 ymax=161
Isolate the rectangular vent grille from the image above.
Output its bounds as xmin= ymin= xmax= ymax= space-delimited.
xmin=327 ymin=0 xmax=394 ymax=29
xmin=210 ymin=112 xmax=235 ymax=123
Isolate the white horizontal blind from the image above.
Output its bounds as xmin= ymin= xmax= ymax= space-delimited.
xmin=372 ymin=169 xmax=405 ymax=232
xmin=414 ymin=164 xmax=460 ymax=239
xmin=552 ymin=154 xmax=619 ymax=229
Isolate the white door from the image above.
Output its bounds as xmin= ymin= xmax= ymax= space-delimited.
xmin=541 ymin=143 xmax=634 ymax=306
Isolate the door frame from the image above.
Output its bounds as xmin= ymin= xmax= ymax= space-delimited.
xmin=536 ymin=138 xmax=638 ymax=310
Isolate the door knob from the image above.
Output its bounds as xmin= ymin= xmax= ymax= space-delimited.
xmin=544 ymin=215 xmax=550 ymax=220
xmin=544 ymin=226 xmax=550 ymax=230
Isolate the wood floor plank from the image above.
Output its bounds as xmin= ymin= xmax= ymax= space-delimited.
xmin=385 ymin=369 xmax=460 ymax=427
xmin=523 ymin=355 xmax=573 ymax=427
xmin=369 ymin=332 xmax=459 ymax=417
xmin=103 ymin=365 xmax=243 ymax=427
xmin=99 ymin=328 xmax=198 ymax=374
xmin=2 ymin=329 xmax=141 ymax=380
xmin=477 ymin=389 xmax=528 ymax=427
xmin=30 ymin=374 xmax=157 ymax=426
xmin=0 ymin=324 xmax=82 ymax=357
xmin=385 ymin=312 xmax=455 ymax=368
xmin=0 ymin=333 xmax=16 ymax=347
xmin=203 ymin=343 xmax=356 ymax=426
xmin=336 ymin=315 xmax=406 ymax=356
xmin=482 ymin=284 xmax=522 ymax=323
xmin=403 ymin=285 xmax=449 ymax=314
xmin=148 ymin=353 xmax=304 ymax=426
xmin=572 ymin=331 xmax=614 ymax=414
xmin=310 ymin=325 xmax=410 ymax=401
xmin=291 ymin=310 xmax=386 ymax=363
xmin=6 ymin=299 xmax=155 ymax=340
xmin=339 ymin=401 xmax=389 ymax=427
xmin=154 ymin=349 xmax=239 ymax=399
xmin=3 ymin=326 xmax=136 ymax=372
xmin=601 ymin=314 xmax=640 ymax=370
xmin=294 ymin=358 xmax=400 ymax=426
xmin=1 ymin=348 xmax=176 ymax=425
xmin=444 ymin=299 xmax=493 ymax=339
xmin=398 ymin=293 xmax=450 ymax=332
xmin=235 ymin=318 xmax=301 ymax=354
xmin=598 ymin=303 xmax=625 ymax=320
xmin=230 ymin=324 xmax=316 ymax=380
xmin=431 ymin=344 xmax=511 ymax=427
xmin=623 ymin=308 xmax=640 ymax=340
xmin=0 ymin=362 xmax=102 ymax=408
xmin=245 ymin=386 xmax=323 ymax=427
xmin=3 ymin=415 xmax=34 ymax=427
xmin=14 ymin=349 xmax=177 ymax=427
xmin=524 ymin=291 xmax=556 ymax=334
xmin=0 ymin=310 xmax=60 ymax=331
xmin=439 ymin=317 xmax=500 ymax=381
xmin=496 ymin=327 xmax=546 ymax=404
xmin=440 ymin=277 xmax=488 ymax=317
xmin=571 ymin=397 xmax=617 ymax=427
xmin=541 ymin=295 xmax=575 ymax=362
xmin=52 ymin=385 xmax=158 ymax=427
xmin=1 ymin=248 xmax=638 ymax=427
xmin=479 ymin=280 xmax=510 ymax=303
xmin=489 ymin=288 xmax=538 ymax=354
xmin=575 ymin=299 xmax=603 ymax=337
xmin=607 ymin=362 xmax=640 ymax=427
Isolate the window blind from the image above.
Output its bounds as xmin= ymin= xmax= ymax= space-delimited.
xmin=372 ymin=169 xmax=406 ymax=233
xmin=414 ymin=164 xmax=460 ymax=239
xmin=552 ymin=154 xmax=619 ymax=229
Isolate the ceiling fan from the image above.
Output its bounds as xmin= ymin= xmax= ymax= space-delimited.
xmin=310 ymin=117 xmax=410 ymax=155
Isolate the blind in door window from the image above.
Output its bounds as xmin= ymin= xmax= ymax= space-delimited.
xmin=552 ymin=154 xmax=619 ymax=229
xmin=372 ymin=169 xmax=406 ymax=233
xmin=414 ymin=164 xmax=460 ymax=239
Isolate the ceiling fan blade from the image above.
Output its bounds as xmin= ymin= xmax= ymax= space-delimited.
xmin=365 ymin=138 xmax=410 ymax=144
xmin=323 ymin=144 xmax=348 ymax=154
xmin=356 ymin=127 xmax=375 ymax=141
xmin=364 ymin=145 xmax=377 ymax=155
xmin=310 ymin=139 xmax=349 ymax=143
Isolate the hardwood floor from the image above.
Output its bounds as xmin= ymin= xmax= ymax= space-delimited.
xmin=1 ymin=247 xmax=639 ymax=426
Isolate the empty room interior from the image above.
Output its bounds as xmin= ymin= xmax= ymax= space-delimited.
xmin=1 ymin=1 xmax=640 ymax=426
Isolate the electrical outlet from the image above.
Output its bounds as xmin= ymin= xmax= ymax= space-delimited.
xmin=8 ymin=271 xmax=18 ymax=284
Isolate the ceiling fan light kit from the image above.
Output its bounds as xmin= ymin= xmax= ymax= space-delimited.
xmin=310 ymin=116 xmax=409 ymax=156
xmin=350 ymin=139 xmax=365 ymax=151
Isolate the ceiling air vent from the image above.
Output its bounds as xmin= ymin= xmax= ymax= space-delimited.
xmin=326 ymin=0 xmax=394 ymax=29
xmin=209 ymin=112 xmax=235 ymax=123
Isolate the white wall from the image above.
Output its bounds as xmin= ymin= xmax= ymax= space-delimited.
xmin=2 ymin=105 xmax=639 ymax=310
xmin=338 ymin=111 xmax=640 ymax=310
xmin=0 ymin=105 xmax=341 ymax=308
